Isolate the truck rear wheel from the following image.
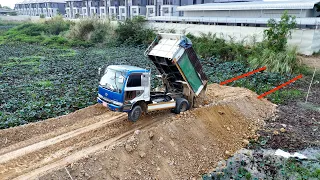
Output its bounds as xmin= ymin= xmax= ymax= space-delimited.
xmin=128 ymin=105 xmax=142 ymax=122
xmin=174 ymin=98 xmax=190 ymax=114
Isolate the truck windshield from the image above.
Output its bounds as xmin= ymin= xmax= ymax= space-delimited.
xmin=99 ymin=69 xmax=124 ymax=93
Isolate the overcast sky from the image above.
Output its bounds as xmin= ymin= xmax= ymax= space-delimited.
xmin=0 ymin=0 xmax=18 ymax=9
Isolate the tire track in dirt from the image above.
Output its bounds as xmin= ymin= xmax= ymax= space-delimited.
xmin=0 ymin=110 xmax=166 ymax=180
xmin=0 ymin=114 xmax=125 ymax=164
xmin=0 ymin=104 xmax=111 ymax=153
xmin=14 ymin=119 xmax=161 ymax=180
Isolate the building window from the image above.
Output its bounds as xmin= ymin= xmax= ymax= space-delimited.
xmin=111 ymin=9 xmax=114 ymax=14
xmin=121 ymin=8 xmax=125 ymax=13
xmin=102 ymin=9 xmax=105 ymax=13
xmin=138 ymin=8 xmax=140 ymax=14
xmin=163 ymin=0 xmax=173 ymax=5
xmin=133 ymin=8 xmax=137 ymax=13
xmin=148 ymin=8 xmax=153 ymax=14
xmin=163 ymin=7 xmax=169 ymax=14
xmin=83 ymin=9 xmax=86 ymax=13
xmin=147 ymin=0 xmax=154 ymax=5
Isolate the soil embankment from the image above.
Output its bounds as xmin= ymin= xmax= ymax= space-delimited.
xmin=0 ymin=84 xmax=276 ymax=179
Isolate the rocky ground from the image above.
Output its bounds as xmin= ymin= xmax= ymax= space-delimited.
xmin=256 ymin=72 xmax=320 ymax=152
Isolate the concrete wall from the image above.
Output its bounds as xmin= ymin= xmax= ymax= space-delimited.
xmin=184 ymin=9 xmax=309 ymax=18
xmin=147 ymin=22 xmax=320 ymax=55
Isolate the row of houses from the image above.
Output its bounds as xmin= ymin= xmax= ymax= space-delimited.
xmin=14 ymin=0 xmax=66 ymax=17
xmin=14 ymin=0 xmax=261 ymax=19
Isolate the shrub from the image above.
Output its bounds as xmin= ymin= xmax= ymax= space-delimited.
xmin=187 ymin=32 xmax=250 ymax=62
xmin=44 ymin=15 xmax=73 ymax=35
xmin=248 ymin=47 xmax=298 ymax=74
xmin=40 ymin=14 xmax=45 ymax=18
xmin=68 ymin=18 xmax=111 ymax=43
xmin=264 ymin=11 xmax=297 ymax=52
xmin=9 ymin=12 xmax=18 ymax=16
xmin=115 ymin=16 xmax=155 ymax=46
xmin=9 ymin=23 xmax=47 ymax=36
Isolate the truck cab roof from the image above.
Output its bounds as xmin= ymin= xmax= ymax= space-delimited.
xmin=108 ymin=65 xmax=149 ymax=73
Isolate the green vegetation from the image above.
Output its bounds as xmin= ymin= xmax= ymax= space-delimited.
xmin=67 ymin=18 xmax=112 ymax=43
xmin=189 ymin=11 xmax=299 ymax=74
xmin=115 ymin=16 xmax=155 ymax=46
xmin=0 ymin=12 xmax=306 ymax=128
xmin=203 ymin=155 xmax=320 ymax=180
xmin=284 ymin=158 xmax=320 ymax=179
xmin=201 ymin=57 xmax=302 ymax=104
xmin=0 ymin=43 xmax=158 ymax=129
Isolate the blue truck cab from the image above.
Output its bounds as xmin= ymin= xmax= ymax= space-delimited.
xmin=97 ymin=65 xmax=151 ymax=114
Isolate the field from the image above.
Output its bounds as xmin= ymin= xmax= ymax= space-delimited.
xmin=0 ymin=43 xmax=159 ymax=128
xmin=0 ymin=42 xmax=306 ymax=129
xmin=0 ymin=16 xmax=320 ymax=179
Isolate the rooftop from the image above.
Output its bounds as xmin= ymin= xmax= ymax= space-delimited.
xmin=177 ymin=0 xmax=320 ymax=11
xmin=16 ymin=0 xmax=66 ymax=4
xmin=108 ymin=65 xmax=149 ymax=72
xmin=0 ymin=8 xmax=17 ymax=13
xmin=148 ymin=16 xmax=320 ymax=26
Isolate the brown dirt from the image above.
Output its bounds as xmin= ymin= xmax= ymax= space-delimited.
xmin=299 ymin=55 xmax=320 ymax=69
xmin=0 ymin=84 xmax=276 ymax=180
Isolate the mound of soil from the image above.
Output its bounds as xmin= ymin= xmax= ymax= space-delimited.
xmin=40 ymin=84 xmax=276 ymax=180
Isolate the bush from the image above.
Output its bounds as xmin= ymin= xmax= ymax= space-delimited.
xmin=44 ymin=15 xmax=73 ymax=35
xmin=248 ymin=46 xmax=298 ymax=74
xmin=40 ymin=14 xmax=45 ymax=18
xmin=115 ymin=16 xmax=155 ymax=46
xmin=9 ymin=12 xmax=18 ymax=16
xmin=264 ymin=11 xmax=296 ymax=52
xmin=187 ymin=32 xmax=250 ymax=62
xmin=68 ymin=18 xmax=112 ymax=43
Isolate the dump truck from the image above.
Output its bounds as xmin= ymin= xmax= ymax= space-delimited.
xmin=97 ymin=33 xmax=208 ymax=121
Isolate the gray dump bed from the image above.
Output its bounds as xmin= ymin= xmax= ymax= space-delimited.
xmin=145 ymin=33 xmax=207 ymax=96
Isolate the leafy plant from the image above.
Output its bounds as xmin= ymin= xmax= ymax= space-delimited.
xmin=187 ymin=32 xmax=250 ymax=62
xmin=115 ymin=16 xmax=155 ymax=46
xmin=264 ymin=11 xmax=297 ymax=52
xmin=248 ymin=46 xmax=298 ymax=74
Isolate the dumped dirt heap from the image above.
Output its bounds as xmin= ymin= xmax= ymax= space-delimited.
xmin=0 ymin=84 xmax=276 ymax=180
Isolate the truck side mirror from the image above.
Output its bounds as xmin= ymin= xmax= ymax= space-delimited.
xmin=98 ymin=67 xmax=101 ymax=76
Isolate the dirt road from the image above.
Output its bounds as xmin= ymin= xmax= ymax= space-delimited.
xmin=0 ymin=84 xmax=276 ymax=179
xmin=0 ymin=105 xmax=167 ymax=179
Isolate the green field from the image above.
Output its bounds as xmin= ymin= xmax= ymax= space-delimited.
xmin=0 ymin=42 xmax=302 ymax=129
xmin=0 ymin=14 xmax=305 ymax=129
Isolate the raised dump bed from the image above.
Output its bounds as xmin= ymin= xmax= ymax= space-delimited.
xmin=145 ymin=33 xmax=208 ymax=96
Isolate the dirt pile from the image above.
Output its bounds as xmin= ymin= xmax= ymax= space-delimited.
xmin=36 ymin=84 xmax=276 ymax=180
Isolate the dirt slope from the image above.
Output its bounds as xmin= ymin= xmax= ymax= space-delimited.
xmin=0 ymin=84 xmax=276 ymax=180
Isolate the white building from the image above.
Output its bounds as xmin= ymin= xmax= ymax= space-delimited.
xmin=14 ymin=0 xmax=66 ymax=17
xmin=66 ymin=0 xmax=82 ymax=18
xmin=177 ymin=0 xmax=320 ymax=18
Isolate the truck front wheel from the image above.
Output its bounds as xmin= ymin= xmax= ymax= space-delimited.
xmin=128 ymin=105 xmax=142 ymax=122
xmin=174 ymin=98 xmax=190 ymax=114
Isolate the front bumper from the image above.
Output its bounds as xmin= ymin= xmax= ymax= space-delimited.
xmin=97 ymin=97 xmax=123 ymax=112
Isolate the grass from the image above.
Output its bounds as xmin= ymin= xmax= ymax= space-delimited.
xmin=36 ymin=80 xmax=53 ymax=87
xmin=1 ymin=56 xmax=42 ymax=67
xmin=284 ymin=158 xmax=320 ymax=180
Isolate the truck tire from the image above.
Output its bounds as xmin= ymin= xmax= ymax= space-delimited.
xmin=128 ymin=105 xmax=142 ymax=122
xmin=174 ymin=98 xmax=190 ymax=114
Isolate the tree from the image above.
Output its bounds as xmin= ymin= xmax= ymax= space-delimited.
xmin=264 ymin=11 xmax=297 ymax=52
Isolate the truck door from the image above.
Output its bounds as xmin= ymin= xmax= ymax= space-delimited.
xmin=141 ymin=73 xmax=150 ymax=100
xmin=124 ymin=73 xmax=149 ymax=102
